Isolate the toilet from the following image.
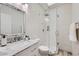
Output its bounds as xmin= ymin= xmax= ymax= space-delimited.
xmin=38 ymin=46 xmax=49 ymax=56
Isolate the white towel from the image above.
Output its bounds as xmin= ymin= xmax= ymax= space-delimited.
xmin=69 ymin=23 xmax=77 ymax=42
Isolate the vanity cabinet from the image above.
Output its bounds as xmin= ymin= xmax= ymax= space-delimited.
xmin=14 ymin=42 xmax=40 ymax=56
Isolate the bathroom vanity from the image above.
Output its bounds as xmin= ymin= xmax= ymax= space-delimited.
xmin=0 ymin=39 xmax=40 ymax=56
xmin=14 ymin=39 xmax=40 ymax=56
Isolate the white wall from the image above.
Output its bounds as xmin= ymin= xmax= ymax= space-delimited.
xmin=72 ymin=3 xmax=79 ymax=23
xmin=56 ymin=4 xmax=72 ymax=52
xmin=72 ymin=3 xmax=79 ymax=55
xmin=25 ymin=4 xmax=47 ymax=45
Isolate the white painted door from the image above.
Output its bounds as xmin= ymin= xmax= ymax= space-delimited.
xmin=48 ymin=8 xmax=57 ymax=52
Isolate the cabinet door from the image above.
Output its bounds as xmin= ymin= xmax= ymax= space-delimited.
xmin=30 ymin=48 xmax=39 ymax=56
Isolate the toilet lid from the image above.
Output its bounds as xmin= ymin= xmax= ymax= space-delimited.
xmin=39 ymin=46 xmax=49 ymax=51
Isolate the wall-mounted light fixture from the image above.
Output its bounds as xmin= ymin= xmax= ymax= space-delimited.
xmin=48 ymin=3 xmax=55 ymax=6
xmin=22 ymin=3 xmax=28 ymax=13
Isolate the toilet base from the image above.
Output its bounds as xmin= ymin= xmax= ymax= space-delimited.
xmin=39 ymin=49 xmax=49 ymax=56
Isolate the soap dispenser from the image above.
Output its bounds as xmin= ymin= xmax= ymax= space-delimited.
xmin=1 ymin=35 xmax=7 ymax=47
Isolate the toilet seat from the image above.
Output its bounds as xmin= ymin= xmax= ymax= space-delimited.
xmin=38 ymin=46 xmax=49 ymax=56
xmin=39 ymin=46 xmax=49 ymax=51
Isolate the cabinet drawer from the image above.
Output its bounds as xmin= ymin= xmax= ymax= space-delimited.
xmin=15 ymin=42 xmax=39 ymax=56
xmin=14 ymin=48 xmax=30 ymax=56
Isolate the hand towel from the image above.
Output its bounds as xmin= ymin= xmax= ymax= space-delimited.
xmin=69 ymin=22 xmax=77 ymax=42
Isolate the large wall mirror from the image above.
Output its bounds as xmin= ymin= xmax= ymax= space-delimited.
xmin=0 ymin=4 xmax=25 ymax=35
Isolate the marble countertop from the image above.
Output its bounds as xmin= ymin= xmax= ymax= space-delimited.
xmin=0 ymin=39 xmax=40 ymax=56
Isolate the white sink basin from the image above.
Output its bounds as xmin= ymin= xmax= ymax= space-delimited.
xmin=7 ymin=40 xmax=30 ymax=51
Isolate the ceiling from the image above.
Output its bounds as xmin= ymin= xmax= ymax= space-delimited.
xmin=39 ymin=3 xmax=55 ymax=11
